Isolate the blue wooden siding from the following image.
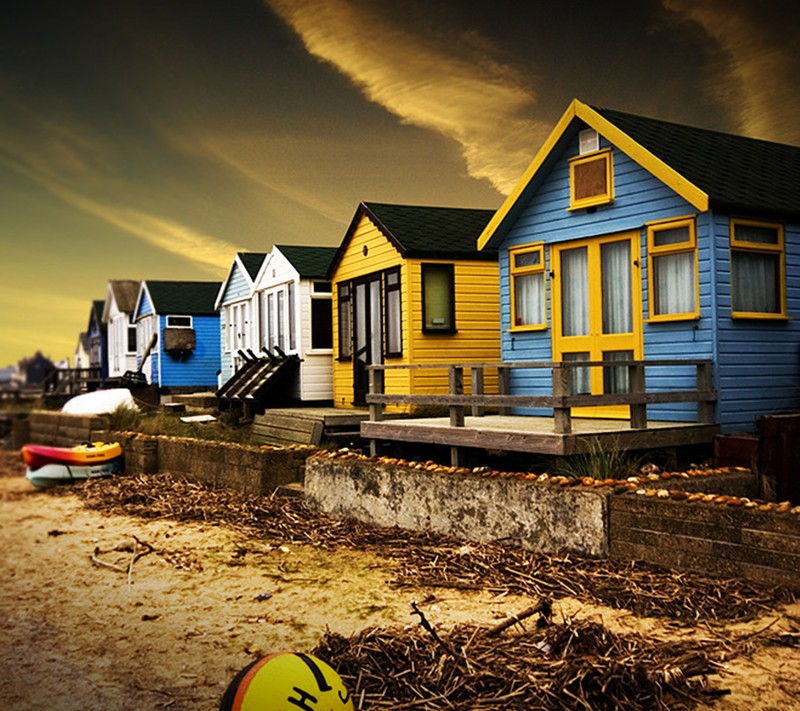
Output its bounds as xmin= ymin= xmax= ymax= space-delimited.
xmin=711 ymin=215 xmax=800 ymax=432
xmin=498 ymin=130 xmax=715 ymax=420
xmin=136 ymin=289 xmax=154 ymax=318
xmin=158 ymin=315 xmax=221 ymax=387
xmin=218 ymin=264 xmax=252 ymax=381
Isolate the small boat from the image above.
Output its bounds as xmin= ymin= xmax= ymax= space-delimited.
xmin=25 ymin=459 xmax=123 ymax=489
xmin=21 ymin=442 xmax=123 ymax=471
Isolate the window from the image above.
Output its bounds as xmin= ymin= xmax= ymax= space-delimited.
xmin=384 ymin=267 xmax=402 ymax=356
xmin=312 ymin=281 xmax=332 ymax=293
xmin=509 ymin=244 xmax=546 ymax=329
xmin=311 ymin=298 xmax=333 ymax=350
xmin=337 ymin=283 xmax=352 ymax=359
xmin=276 ymin=290 xmax=285 ymax=350
xmin=166 ymin=315 xmax=192 ymax=328
xmin=646 ymin=216 xmax=698 ymax=320
xmin=127 ymin=315 xmax=137 ymax=353
xmin=422 ymin=263 xmax=455 ymax=333
xmin=730 ymin=219 xmax=785 ymax=317
xmin=287 ymin=282 xmax=296 ymax=351
xmin=569 ymin=148 xmax=614 ymax=210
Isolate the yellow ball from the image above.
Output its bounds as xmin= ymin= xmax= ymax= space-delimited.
xmin=220 ymin=652 xmax=354 ymax=711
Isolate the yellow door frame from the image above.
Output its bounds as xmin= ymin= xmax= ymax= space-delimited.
xmin=551 ymin=230 xmax=643 ymax=418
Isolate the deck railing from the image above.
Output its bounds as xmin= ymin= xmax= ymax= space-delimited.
xmin=42 ymin=367 xmax=103 ymax=397
xmin=366 ymin=359 xmax=716 ymax=435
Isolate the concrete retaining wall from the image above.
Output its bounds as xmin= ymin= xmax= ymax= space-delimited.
xmin=305 ymin=455 xmax=610 ymax=557
xmin=610 ymin=494 xmax=800 ymax=590
xmin=305 ymin=453 xmax=798 ymax=590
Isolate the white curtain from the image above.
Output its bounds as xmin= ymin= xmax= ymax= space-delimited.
xmin=601 ymin=240 xmax=632 ymax=334
xmin=561 ymin=247 xmax=589 ymax=336
xmin=654 ymin=252 xmax=695 ymax=315
xmin=732 ymin=252 xmax=779 ymax=313
xmin=515 ymin=272 xmax=544 ymax=326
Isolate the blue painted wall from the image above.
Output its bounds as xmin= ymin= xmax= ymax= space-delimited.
xmin=158 ymin=314 xmax=221 ymax=388
xmin=495 ymin=127 xmax=800 ymax=432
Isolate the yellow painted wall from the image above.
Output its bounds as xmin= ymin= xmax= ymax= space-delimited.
xmin=331 ymin=213 xmax=501 ymax=409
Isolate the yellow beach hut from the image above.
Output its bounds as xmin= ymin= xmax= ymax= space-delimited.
xmin=329 ymin=202 xmax=500 ymax=408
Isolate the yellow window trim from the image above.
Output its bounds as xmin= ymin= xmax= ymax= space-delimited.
xmin=646 ymin=216 xmax=700 ymax=320
xmin=509 ymin=242 xmax=547 ymax=330
xmin=568 ymin=148 xmax=614 ymax=210
xmin=730 ymin=218 xmax=786 ymax=318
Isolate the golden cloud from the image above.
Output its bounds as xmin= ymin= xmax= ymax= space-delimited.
xmin=662 ymin=0 xmax=800 ymax=145
xmin=264 ymin=0 xmax=549 ymax=194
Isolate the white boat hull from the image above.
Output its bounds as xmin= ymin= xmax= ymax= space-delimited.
xmin=26 ymin=459 xmax=123 ymax=489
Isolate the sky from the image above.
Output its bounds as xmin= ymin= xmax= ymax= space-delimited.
xmin=1 ymin=0 xmax=798 ymax=367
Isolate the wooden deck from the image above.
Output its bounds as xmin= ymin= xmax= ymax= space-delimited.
xmin=363 ymin=358 xmax=719 ymax=464
xmin=361 ymin=414 xmax=720 ymax=457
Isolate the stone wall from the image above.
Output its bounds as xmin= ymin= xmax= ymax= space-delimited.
xmin=27 ymin=411 xmax=101 ymax=447
xmin=610 ymin=494 xmax=800 ymax=590
xmin=117 ymin=433 xmax=311 ymax=497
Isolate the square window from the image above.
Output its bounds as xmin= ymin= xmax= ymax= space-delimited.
xmin=569 ymin=148 xmax=614 ymax=210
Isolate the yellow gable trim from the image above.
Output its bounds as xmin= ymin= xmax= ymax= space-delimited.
xmin=477 ymin=99 xmax=710 ymax=251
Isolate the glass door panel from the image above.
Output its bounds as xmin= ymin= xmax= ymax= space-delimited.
xmin=552 ymin=232 xmax=642 ymax=419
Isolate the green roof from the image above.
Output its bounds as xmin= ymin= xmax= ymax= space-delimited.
xmin=238 ymin=252 xmax=267 ymax=281
xmin=274 ymin=245 xmax=337 ymax=279
xmin=363 ymin=202 xmax=497 ymax=259
xmin=145 ymin=281 xmax=222 ymax=315
xmin=593 ymin=106 xmax=800 ymax=220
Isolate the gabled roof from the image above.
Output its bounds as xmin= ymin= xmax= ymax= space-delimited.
xmin=214 ymin=252 xmax=267 ymax=309
xmin=139 ymin=281 xmax=222 ymax=317
xmin=479 ymin=99 xmax=800 ymax=250
xmin=87 ymin=300 xmax=106 ymax=334
xmin=239 ymin=252 xmax=267 ymax=281
xmin=274 ymin=244 xmax=337 ymax=280
xmin=330 ymin=201 xmax=497 ymax=277
xmin=109 ymin=280 xmax=141 ymax=313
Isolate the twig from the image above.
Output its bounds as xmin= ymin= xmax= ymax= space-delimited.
xmin=410 ymin=601 xmax=457 ymax=658
xmin=485 ymin=598 xmax=552 ymax=637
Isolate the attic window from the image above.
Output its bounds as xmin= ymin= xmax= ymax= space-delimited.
xmin=569 ymin=148 xmax=614 ymax=210
xmin=579 ymin=129 xmax=599 ymax=154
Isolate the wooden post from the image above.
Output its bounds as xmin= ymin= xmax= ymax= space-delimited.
xmin=498 ymin=366 xmax=510 ymax=416
xmin=471 ymin=366 xmax=485 ymax=417
xmin=449 ymin=366 xmax=465 ymax=428
xmin=552 ymin=363 xmax=572 ymax=435
xmin=368 ymin=367 xmax=384 ymax=423
xmin=696 ymin=361 xmax=714 ymax=424
xmin=368 ymin=367 xmax=384 ymax=457
xmin=628 ymin=361 xmax=646 ymax=429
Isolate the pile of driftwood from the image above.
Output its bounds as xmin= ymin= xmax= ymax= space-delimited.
xmin=68 ymin=473 xmax=791 ymax=624
xmin=314 ymin=610 xmax=730 ymax=710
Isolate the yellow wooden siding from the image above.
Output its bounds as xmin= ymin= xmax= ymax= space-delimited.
xmin=407 ymin=258 xmax=500 ymax=396
xmin=331 ymin=215 xmax=501 ymax=409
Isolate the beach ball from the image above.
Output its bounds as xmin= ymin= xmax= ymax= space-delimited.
xmin=219 ymin=652 xmax=354 ymax=711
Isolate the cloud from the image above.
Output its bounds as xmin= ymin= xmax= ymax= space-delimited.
xmin=0 ymin=86 xmax=241 ymax=274
xmin=662 ymin=0 xmax=800 ymax=145
xmin=264 ymin=0 xmax=549 ymax=194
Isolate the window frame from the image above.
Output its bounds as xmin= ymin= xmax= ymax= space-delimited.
xmin=568 ymin=148 xmax=614 ymax=210
xmin=646 ymin=215 xmax=700 ymax=322
xmin=730 ymin=218 xmax=786 ymax=319
xmin=337 ymin=282 xmax=352 ymax=361
xmin=421 ymin=263 xmax=456 ymax=334
xmin=509 ymin=243 xmax=547 ymax=331
xmin=384 ymin=266 xmax=403 ymax=357
xmin=166 ymin=314 xmax=192 ymax=328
